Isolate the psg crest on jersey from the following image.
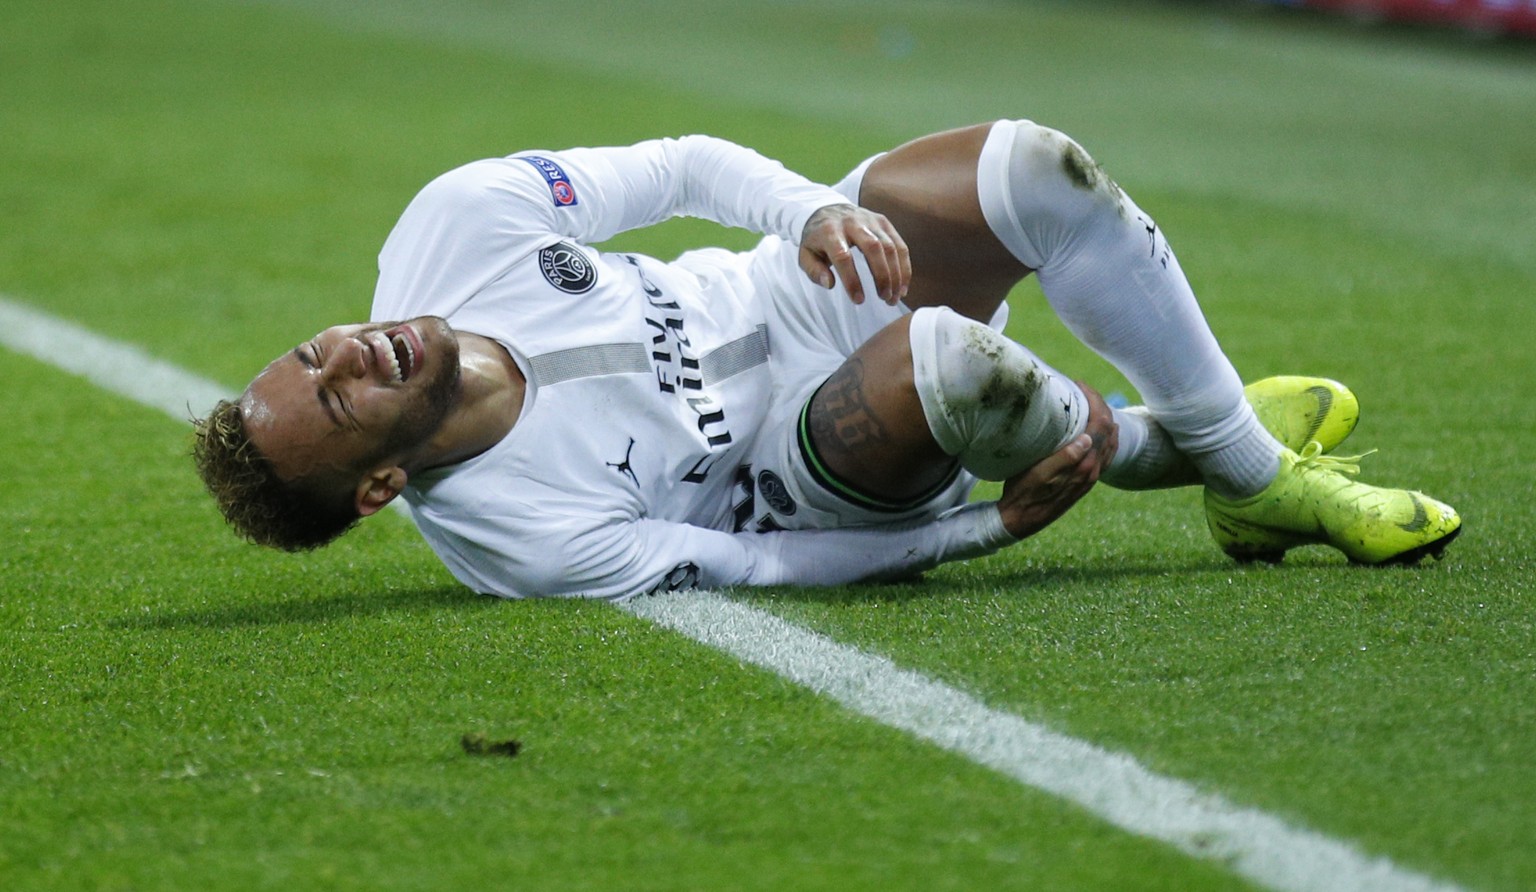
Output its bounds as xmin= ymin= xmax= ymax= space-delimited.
xmin=757 ymin=469 xmax=798 ymax=516
xmin=539 ymin=241 xmax=597 ymax=294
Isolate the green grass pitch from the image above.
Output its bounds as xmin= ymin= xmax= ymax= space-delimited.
xmin=3 ymin=0 xmax=1535 ymax=889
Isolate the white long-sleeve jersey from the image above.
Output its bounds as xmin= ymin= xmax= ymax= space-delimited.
xmin=371 ymin=136 xmax=1015 ymax=600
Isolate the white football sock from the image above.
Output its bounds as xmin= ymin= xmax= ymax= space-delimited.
xmin=975 ymin=119 xmax=1280 ymax=498
xmin=1104 ymin=406 xmax=1200 ymax=490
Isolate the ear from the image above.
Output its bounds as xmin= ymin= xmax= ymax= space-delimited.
xmin=355 ymin=466 xmax=408 ymax=516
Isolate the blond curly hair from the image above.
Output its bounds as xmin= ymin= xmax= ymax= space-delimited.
xmin=191 ymin=399 xmax=360 ymax=551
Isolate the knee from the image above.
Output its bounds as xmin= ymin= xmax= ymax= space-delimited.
xmin=980 ymin=120 xmax=1131 ymax=270
xmin=1004 ymin=120 xmax=1125 ymax=216
xmin=909 ymin=306 xmax=1086 ymax=480
xmin=912 ymin=307 xmax=1024 ymax=416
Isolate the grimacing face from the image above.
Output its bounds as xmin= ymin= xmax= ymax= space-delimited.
xmin=240 ymin=316 xmax=461 ymax=488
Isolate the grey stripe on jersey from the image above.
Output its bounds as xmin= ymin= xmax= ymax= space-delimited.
xmin=528 ymin=342 xmax=650 ymax=386
xmin=699 ymin=324 xmax=768 ymax=384
xmin=528 ymin=325 xmax=769 ymax=388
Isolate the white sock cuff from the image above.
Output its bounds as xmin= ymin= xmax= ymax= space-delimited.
xmin=910 ymin=307 xmax=961 ymax=456
xmin=976 ymin=119 xmax=1045 ymax=269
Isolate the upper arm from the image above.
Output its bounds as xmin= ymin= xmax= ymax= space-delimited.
xmin=371 ymin=145 xmax=685 ymax=320
xmin=373 ymin=158 xmax=563 ymax=321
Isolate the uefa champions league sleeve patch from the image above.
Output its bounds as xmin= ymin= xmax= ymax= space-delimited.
xmin=539 ymin=241 xmax=597 ymax=293
xmin=519 ymin=155 xmax=579 ymax=207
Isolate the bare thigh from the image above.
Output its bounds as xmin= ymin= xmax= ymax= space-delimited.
xmin=859 ymin=123 xmax=1033 ymax=323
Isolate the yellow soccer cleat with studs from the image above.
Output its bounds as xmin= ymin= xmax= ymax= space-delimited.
xmin=1206 ymin=376 xmax=1461 ymax=565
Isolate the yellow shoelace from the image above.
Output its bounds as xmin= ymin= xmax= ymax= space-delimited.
xmin=1293 ymin=440 xmax=1376 ymax=477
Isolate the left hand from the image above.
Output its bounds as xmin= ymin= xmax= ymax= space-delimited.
xmin=994 ymin=381 xmax=1118 ymax=540
xmin=798 ymin=204 xmax=911 ymax=306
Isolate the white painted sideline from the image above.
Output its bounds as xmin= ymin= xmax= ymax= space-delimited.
xmin=0 ymin=293 xmax=1466 ymax=892
xmin=0 ymin=298 xmax=232 ymax=419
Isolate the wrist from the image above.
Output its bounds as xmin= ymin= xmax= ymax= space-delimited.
xmin=986 ymin=501 xmax=1023 ymax=545
xmin=793 ymin=201 xmax=855 ymax=246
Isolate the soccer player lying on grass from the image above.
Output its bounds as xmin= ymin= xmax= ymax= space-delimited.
xmin=194 ymin=120 xmax=1461 ymax=599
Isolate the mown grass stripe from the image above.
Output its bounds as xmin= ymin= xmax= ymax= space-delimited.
xmin=624 ymin=590 xmax=1466 ymax=892
xmin=0 ymin=293 xmax=1467 ymax=892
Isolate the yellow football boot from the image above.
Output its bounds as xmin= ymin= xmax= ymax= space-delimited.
xmin=1245 ymin=376 xmax=1359 ymax=453
xmin=1207 ymin=375 xmax=1460 ymax=564
xmin=1205 ymin=442 xmax=1461 ymax=565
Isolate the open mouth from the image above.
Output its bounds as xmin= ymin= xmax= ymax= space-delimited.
xmin=384 ymin=324 xmax=424 ymax=383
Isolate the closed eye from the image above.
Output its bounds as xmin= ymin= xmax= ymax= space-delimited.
xmin=335 ymin=392 xmax=360 ymax=430
xmin=293 ymin=342 xmax=348 ymax=430
xmin=292 ymin=341 xmax=320 ymax=369
xmin=315 ymin=386 xmax=345 ymax=430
